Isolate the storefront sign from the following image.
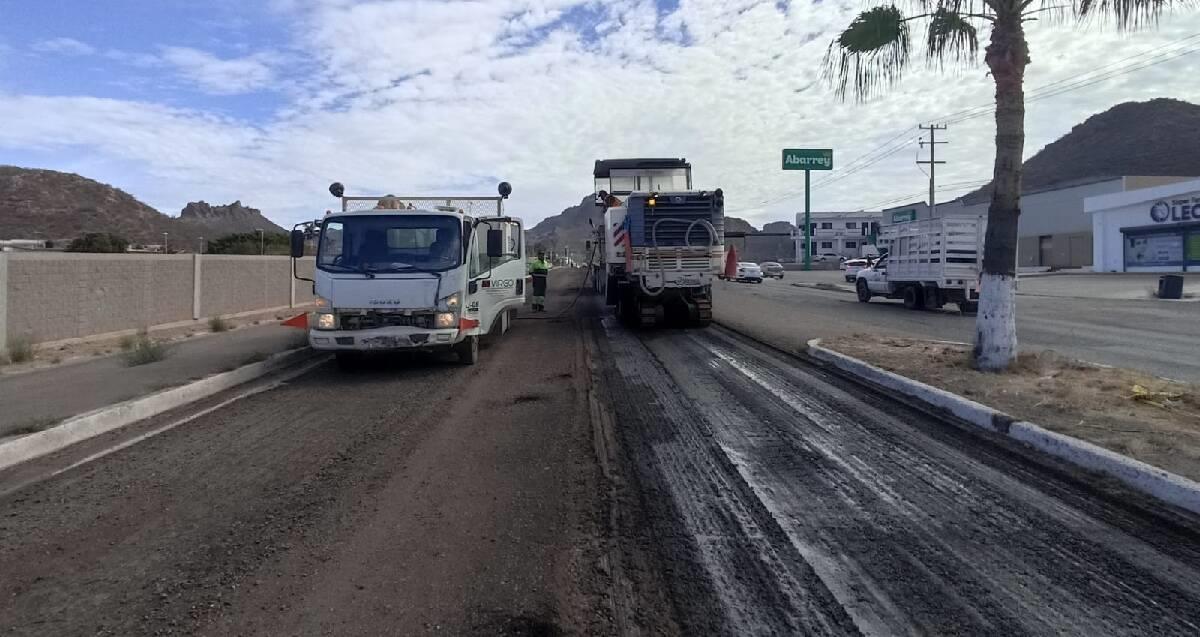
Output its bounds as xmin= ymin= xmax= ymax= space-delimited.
xmin=891 ymin=209 xmax=917 ymax=223
xmin=1149 ymin=196 xmax=1200 ymax=223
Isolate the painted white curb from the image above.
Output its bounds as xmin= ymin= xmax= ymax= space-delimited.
xmin=807 ymin=338 xmax=1200 ymax=517
xmin=0 ymin=347 xmax=320 ymax=472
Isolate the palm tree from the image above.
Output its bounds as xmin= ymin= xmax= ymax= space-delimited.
xmin=825 ymin=1 xmax=1179 ymax=370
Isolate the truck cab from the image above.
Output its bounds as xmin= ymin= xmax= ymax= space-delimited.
xmin=292 ymin=183 xmax=524 ymax=367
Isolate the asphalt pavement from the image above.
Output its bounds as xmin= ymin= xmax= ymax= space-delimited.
xmin=595 ymin=320 xmax=1200 ymax=635
xmin=714 ymin=278 xmax=1200 ymax=381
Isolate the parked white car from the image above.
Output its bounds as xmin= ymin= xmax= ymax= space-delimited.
xmin=843 ymin=257 xmax=872 ymax=282
xmin=735 ymin=262 xmax=763 ymax=283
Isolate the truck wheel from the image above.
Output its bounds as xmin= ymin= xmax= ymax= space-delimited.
xmin=454 ymin=335 xmax=479 ymax=365
xmin=902 ymin=286 xmax=925 ymax=310
xmin=605 ymin=276 xmax=619 ymax=306
xmin=856 ymin=279 xmax=872 ymax=303
xmin=959 ymin=301 xmax=979 ymax=314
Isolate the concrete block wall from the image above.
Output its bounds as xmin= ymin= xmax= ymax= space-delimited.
xmin=1 ymin=253 xmax=315 ymax=349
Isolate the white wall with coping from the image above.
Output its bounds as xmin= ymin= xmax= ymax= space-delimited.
xmin=2 ymin=253 xmax=316 ymax=347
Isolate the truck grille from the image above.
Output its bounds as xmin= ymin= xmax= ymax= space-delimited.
xmin=628 ymin=193 xmax=724 ymax=247
xmin=642 ymin=250 xmax=719 ymax=272
xmin=339 ymin=311 xmax=433 ymax=330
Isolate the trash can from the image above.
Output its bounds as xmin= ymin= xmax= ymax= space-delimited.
xmin=1158 ymin=274 xmax=1184 ymax=300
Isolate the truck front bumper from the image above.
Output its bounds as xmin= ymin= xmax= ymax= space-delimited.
xmin=309 ymin=326 xmax=461 ymax=351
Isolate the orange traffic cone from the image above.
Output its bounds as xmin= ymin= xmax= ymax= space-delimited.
xmin=724 ymin=245 xmax=738 ymax=280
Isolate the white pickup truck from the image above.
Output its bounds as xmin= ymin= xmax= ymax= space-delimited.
xmin=854 ymin=216 xmax=984 ymax=313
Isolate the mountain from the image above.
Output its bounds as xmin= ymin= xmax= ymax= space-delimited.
xmin=0 ymin=166 xmax=284 ymax=248
xmin=961 ymin=98 xmax=1200 ymax=204
xmin=525 ymin=195 xmax=605 ymax=258
xmin=179 ymin=200 xmax=286 ymax=236
xmin=724 ymin=217 xmax=758 ymax=234
xmin=762 ymin=221 xmax=796 ymax=234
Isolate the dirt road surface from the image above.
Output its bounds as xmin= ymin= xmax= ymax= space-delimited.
xmin=0 ymin=271 xmax=618 ymax=636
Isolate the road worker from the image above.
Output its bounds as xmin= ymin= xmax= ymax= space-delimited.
xmin=528 ymin=252 xmax=550 ymax=312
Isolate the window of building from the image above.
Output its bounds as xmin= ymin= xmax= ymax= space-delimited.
xmin=820 ymin=222 xmax=833 ymax=230
xmin=821 ymin=241 xmax=833 ymax=249
xmin=846 ymin=241 xmax=857 ymax=248
xmin=846 ymin=222 xmax=858 ymax=229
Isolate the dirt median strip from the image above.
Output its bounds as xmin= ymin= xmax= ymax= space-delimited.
xmin=808 ymin=336 xmax=1200 ymax=516
xmin=0 ymin=347 xmax=322 ymax=471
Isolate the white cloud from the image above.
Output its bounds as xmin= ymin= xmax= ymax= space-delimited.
xmin=2 ymin=1 xmax=1199 ymax=229
xmin=160 ymin=47 xmax=278 ymax=95
xmin=32 ymin=37 xmax=96 ymax=56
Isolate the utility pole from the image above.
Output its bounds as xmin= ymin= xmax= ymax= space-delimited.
xmin=162 ymin=232 xmax=169 ymax=254
xmin=918 ymin=124 xmax=948 ymax=215
xmin=256 ymin=228 xmax=265 ymax=255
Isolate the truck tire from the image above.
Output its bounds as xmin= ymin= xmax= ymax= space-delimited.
xmin=617 ymin=290 xmax=638 ymax=326
xmin=958 ymin=301 xmax=979 ymax=314
xmin=454 ymin=335 xmax=479 ymax=365
xmin=856 ymin=279 xmax=872 ymax=303
xmin=605 ymin=276 xmax=619 ymax=306
xmin=902 ymin=286 xmax=925 ymax=310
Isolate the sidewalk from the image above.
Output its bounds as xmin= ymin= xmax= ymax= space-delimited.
xmin=0 ymin=323 xmax=306 ymax=438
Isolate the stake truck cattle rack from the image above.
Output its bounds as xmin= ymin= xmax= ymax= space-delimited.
xmin=855 ymin=215 xmax=985 ymax=313
xmin=590 ymin=158 xmax=725 ymax=327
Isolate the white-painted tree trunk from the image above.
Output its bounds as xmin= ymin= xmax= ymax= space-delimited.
xmin=973 ymin=273 xmax=1017 ymax=370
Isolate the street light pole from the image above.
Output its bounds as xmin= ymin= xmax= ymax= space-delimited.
xmin=162 ymin=232 xmax=168 ymax=254
xmin=256 ymin=228 xmax=264 ymax=255
xmin=198 ymin=236 xmax=205 ymax=254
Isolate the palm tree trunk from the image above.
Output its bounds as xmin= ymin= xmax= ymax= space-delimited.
xmin=974 ymin=13 xmax=1029 ymax=371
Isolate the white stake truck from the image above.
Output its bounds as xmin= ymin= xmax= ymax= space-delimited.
xmin=854 ymin=215 xmax=984 ymax=313
xmin=290 ymin=182 xmax=525 ymax=368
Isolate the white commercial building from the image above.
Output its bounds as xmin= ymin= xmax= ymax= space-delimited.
xmin=793 ymin=211 xmax=881 ymax=262
xmin=1085 ymin=178 xmax=1200 ymax=272
xmin=884 ymin=176 xmax=1195 ymax=269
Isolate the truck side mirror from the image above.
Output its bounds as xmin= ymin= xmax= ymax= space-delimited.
xmin=290 ymin=229 xmax=305 ymax=258
xmin=486 ymin=228 xmax=504 ymax=258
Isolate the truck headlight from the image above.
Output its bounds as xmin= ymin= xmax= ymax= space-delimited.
xmin=435 ymin=312 xmax=457 ymax=329
xmin=439 ymin=292 xmax=460 ymax=311
xmin=316 ymin=312 xmax=336 ymax=330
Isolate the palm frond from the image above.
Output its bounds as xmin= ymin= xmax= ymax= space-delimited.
xmin=926 ymin=8 xmax=980 ymax=65
xmin=823 ymin=6 xmax=912 ymax=101
xmin=1074 ymin=0 xmax=1172 ymax=29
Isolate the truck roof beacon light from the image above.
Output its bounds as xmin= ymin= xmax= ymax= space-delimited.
xmin=498 ymin=181 xmax=512 ymax=199
xmin=329 ymin=182 xmax=345 ymax=198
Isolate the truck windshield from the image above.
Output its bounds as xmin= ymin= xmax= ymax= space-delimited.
xmin=318 ymin=215 xmax=461 ymax=274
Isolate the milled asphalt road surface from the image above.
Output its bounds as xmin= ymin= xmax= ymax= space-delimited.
xmin=713 ymin=278 xmax=1200 ymax=381
xmin=595 ymin=320 xmax=1200 ymax=635
xmin=3 ymin=270 xmax=1200 ymax=635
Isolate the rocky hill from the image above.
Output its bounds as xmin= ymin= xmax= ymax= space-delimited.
xmin=524 ymin=195 xmax=602 ymax=258
xmin=724 ymin=217 xmax=758 ymax=234
xmin=961 ymin=98 xmax=1200 ymax=204
xmin=0 ymin=166 xmax=284 ymax=248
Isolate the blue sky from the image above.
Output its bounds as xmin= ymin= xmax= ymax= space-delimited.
xmin=2 ymin=0 xmax=1199 ymax=228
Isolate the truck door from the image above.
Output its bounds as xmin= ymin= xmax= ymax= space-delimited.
xmin=867 ymin=257 xmax=889 ymax=294
xmin=467 ymin=218 xmax=525 ymax=335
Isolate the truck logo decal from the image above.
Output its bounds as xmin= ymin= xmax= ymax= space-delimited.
xmin=490 ymin=279 xmax=516 ymax=289
xmin=467 ymin=301 xmax=479 ymax=313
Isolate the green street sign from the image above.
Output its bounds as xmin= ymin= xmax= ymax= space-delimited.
xmin=782 ymin=148 xmax=832 ymax=171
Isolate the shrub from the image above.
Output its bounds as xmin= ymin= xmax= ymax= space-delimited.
xmin=209 ymin=315 xmax=231 ymax=332
xmin=122 ymin=330 xmax=168 ymax=366
xmin=5 ymin=335 xmax=35 ymax=364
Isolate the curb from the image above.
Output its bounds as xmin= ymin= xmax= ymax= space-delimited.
xmin=807 ymin=338 xmax=1200 ymax=517
xmin=0 ymin=347 xmax=322 ymax=472
xmin=791 ymin=282 xmax=856 ymax=294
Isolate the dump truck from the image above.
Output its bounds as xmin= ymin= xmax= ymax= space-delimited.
xmin=589 ymin=158 xmax=724 ymax=327
xmin=289 ymin=182 xmax=525 ymax=368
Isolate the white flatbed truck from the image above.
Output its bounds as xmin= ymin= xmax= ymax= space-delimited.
xmin=289 ymin=182 xmax=525 ymax=368
xmin=854 ymin=216 xmax=984 ymax=313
